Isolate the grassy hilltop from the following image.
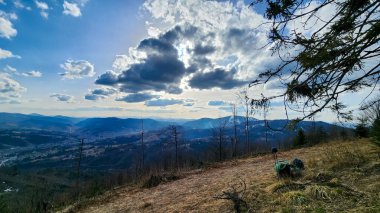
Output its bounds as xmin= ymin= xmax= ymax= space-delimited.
xmin=61 ymin=139 xmax=380 ymax=212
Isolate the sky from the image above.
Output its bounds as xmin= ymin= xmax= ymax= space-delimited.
xmin=0 ymin=0 xmax=372 ymax=121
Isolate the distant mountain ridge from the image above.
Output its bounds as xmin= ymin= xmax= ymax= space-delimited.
xmin=0 ymin=112 xmax=335 ymax=138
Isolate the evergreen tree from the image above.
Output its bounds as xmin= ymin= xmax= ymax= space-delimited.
xmin=294 ymin=129 xmax=306 ymax=147
xmin=355 ymin=123 xmax=369 ymax=138
xmin=370 ymin=118 xmax=380 ymax=146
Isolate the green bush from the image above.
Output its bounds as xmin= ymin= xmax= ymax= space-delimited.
xmin=370 ymin=118 xmax=380 ymax=146
xmin=294 ymin=129 xmax=306 ymax=147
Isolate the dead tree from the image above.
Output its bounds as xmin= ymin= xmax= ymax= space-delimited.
xmin=238 ymin=89 xmax=252 ymax=154
xmin=212 ymin=118 xmax=228 ymax=161
xmin=231 ymin=104 xmax=238 ymax=157
xmin=140 ymin=119 xmax=145 ymax=172
xmin=169 ymin=125 xmax=180 ymax=170
xmin=213 ymin=178 xmax=249 ymax=213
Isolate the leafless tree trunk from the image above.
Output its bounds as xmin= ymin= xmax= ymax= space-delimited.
xmin=213 ymin=119 xmax=228 ymax=161
xmin=140 ymin=119 xmax=145 ymax=172
xmin=238 ymin=89 xmax=251 ymax=154
xmin=360 ymin=96 xmax=380 ymax=125
xmin=231 ymin=104 xmax=238 ymax=157
xmin=169 ymin=125 xmax=180 ymax=170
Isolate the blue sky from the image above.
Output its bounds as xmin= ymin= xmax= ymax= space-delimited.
xmin=0 ymin=0 xmax=371 ymax=121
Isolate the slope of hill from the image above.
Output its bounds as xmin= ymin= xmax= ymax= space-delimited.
xmin=63 ymin=139 xmax=380 ymax=212
xmin=0 ymin=113 xmax=80 ymax=131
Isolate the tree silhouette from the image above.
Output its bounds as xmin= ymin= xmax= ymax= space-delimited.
xmin=249 ymin=0 xmax=380 ymax=125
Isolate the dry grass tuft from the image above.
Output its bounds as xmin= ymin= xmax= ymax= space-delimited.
xmin=281 ymin=191 xmax=309 ymax=205
xmin=307 ymin=139 xmax=374 ymax=171
xmin=305 ymin=185 xmax=337 ymax=200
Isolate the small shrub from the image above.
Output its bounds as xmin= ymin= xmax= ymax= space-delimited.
xmin=282 ymin=191 xmax=309 ymax=205
xmin=305 ymin=185 xmax=338 ymax=200
xmin=142 ymin=174 xmax=180 ymax=188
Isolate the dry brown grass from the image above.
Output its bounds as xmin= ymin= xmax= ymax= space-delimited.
xmin=59 ymin=139 xmax=380 ymax=213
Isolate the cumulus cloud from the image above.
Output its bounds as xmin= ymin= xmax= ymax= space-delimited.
xmin=92 ymin=0 xmax=275 ymax=100
xmin=96 ymin=26 xmax=200 ymax=94
xmin=0 ymin=11 xmax=17 ymax=39
xmin=3 ymin=66 xmax=42 ymax=78
xmin=115 ymin=93 xmax=159 ymax=103
xmin=35 ymin=1 xmax=49 ymax=19
xmin=21 ymin=70 xmax=42 ymax=77
xmin=60 ymin=59 xmax=95 ymax=79
xmin=84 ymin=87 xmax=117 ymax=100
xmin=208 ymin=100 xmax=228 ymax=106
xmin=0 ymin=48 xmax=20 ymax=59
xmin=0 ymin=73 xmax=26 ymax=104
xmin=50 ymin=93 xmax=74 ymax=102
xmin=63 ymin=1 xmax=82 ymax=17
xmin=35 ymin=1 xmax=48 ymax=10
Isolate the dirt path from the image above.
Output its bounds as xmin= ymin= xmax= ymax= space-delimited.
xmin=75 ymin=146 xmax=316 ymax=213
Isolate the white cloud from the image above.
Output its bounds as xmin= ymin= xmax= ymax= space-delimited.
xmin=3 ymin=65 xmax=42 ymax=78
xmin=21 ymin=70 xmax=42 ymax=77
xmin=35 ymin=1 xmax=49 ymax=19
xmin=0 ymin=11 xmax=17 ymax=39
xmin=35 ymin=1 xmax=48 ymax=10
xmin=63 ymin=1 xmax=82 ymax=17
xmin=0 ymin=73 xmax=26 ymax=104
xmin=50 ymin=93 xmax=74 ymax=102
xmin=0 ymin=11 xmax=18 ymax=20
xmin=14 ymin=1 xmax=25 ymax=9
xmin=60 ymin=59 xmax=95 ymax=79
xmin=0 ymin=0 xmax=5 ymax=5
xmin=0 ymin=48 xmax=20 ymax=59
xmin=4 ymin=65 xmax=16 ymax=73
xmin=40 ymin=11 xmax=49 ymax=19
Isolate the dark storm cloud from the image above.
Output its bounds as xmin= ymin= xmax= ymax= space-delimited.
xmin=95 ymin=25 xmax=199 ymax=94
xmin=193 ymin=44 xmax=215 ymax=55
xmin=94 ymin=24 xmax=247 ymax=94
xmin=95 ymin=71 xmax=118 ymax=85
xmin=189 ymin=68 xmax=248 ymax=90
xmin=160 ymin=24 xmax=198 ymax=42
xmin=115 ymin=93 xmax=159 ymax=103
xmin=138 ymin=38 xmax=177 ymax=55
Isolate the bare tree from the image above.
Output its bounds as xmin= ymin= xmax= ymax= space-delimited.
xmin=238 ymin=89 xmax=252 ymax=154
xmin=169 ymin=125 xmax=180 ymax=170
xmin=212 ymin=118 xmax=228 ymax=161
xmin=360 ymin=96 xmax=380 ymax=125
xmin=231 ymin=103 xmax=238 ymax=157
xmin=140 ymin=119 xmax=145 ymax=172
